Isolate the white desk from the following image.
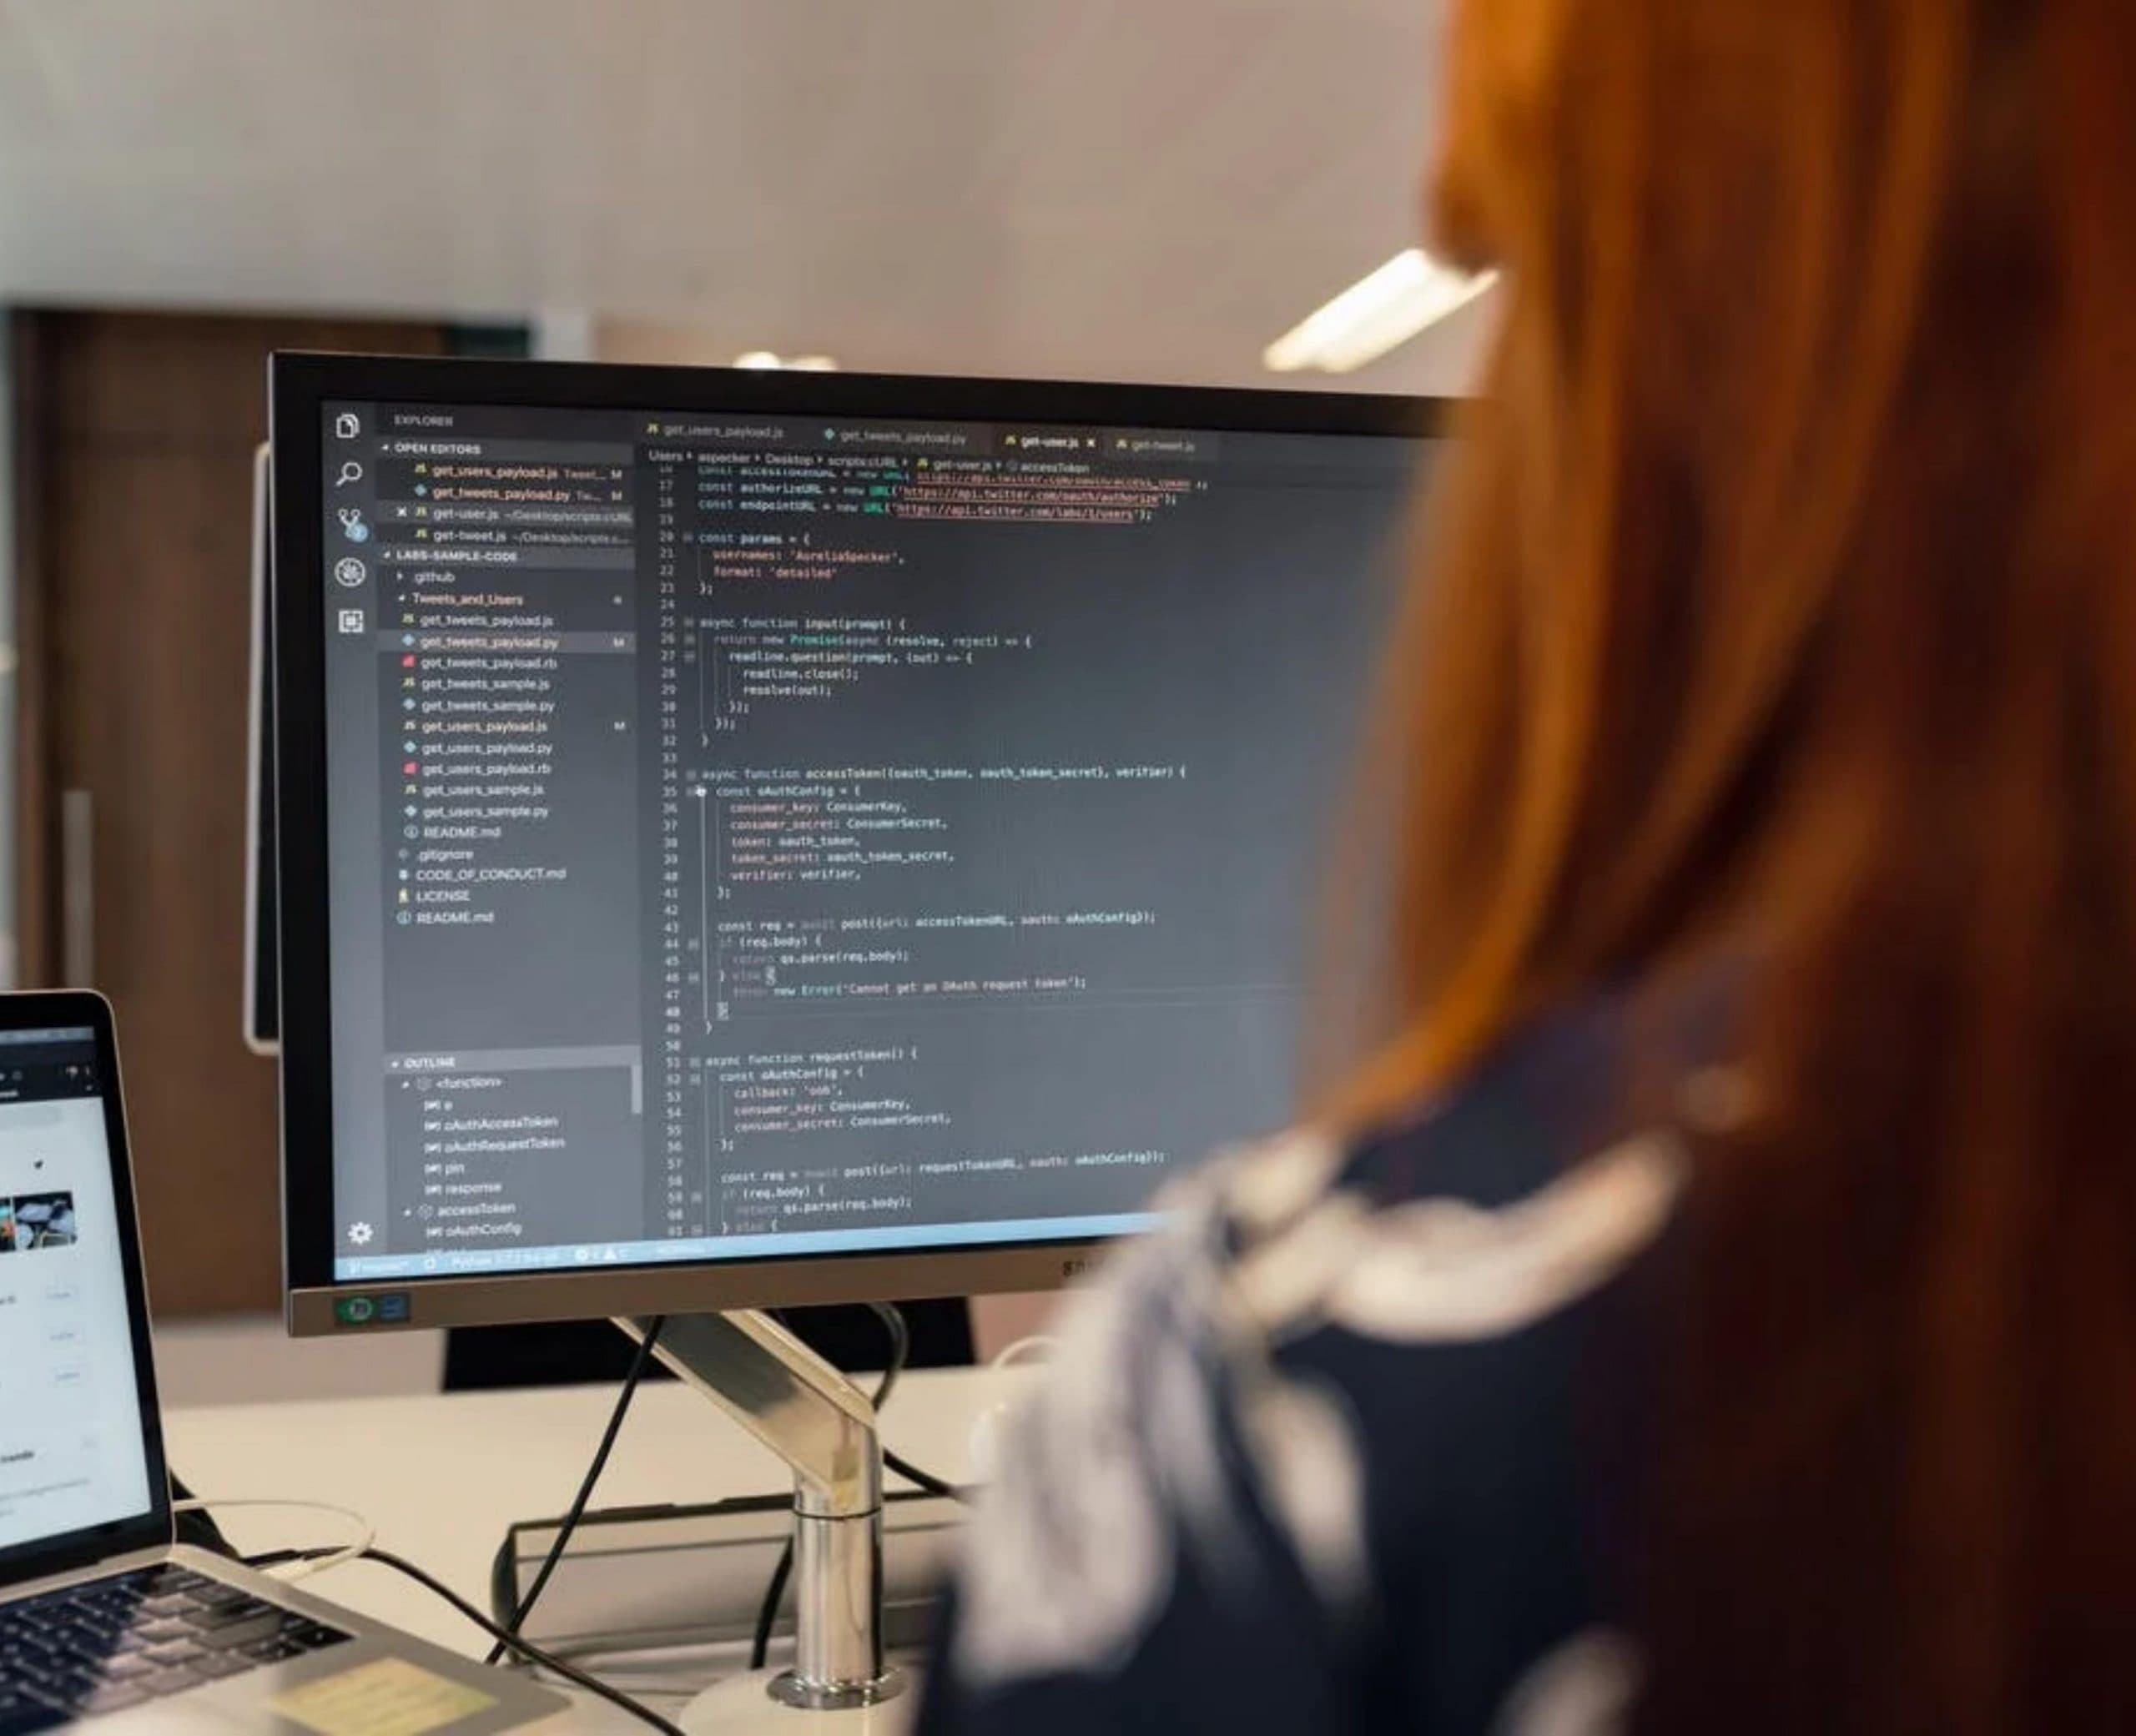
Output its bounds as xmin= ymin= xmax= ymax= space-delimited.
xmin=164 ymin=1367 xmax=1016 ymax=1729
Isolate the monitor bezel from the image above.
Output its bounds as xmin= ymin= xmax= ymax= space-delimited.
xmin=244 ymin=440 xmax=280 ymax=1059
xmin=272 ymin=351 xmax=1452 ymax=1336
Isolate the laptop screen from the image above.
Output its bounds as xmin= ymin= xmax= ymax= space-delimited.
xmin=0 ymin=1024 xmax=156 ymax=1556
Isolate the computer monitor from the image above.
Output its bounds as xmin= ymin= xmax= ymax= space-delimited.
xmin=272 ymin=355 xmax=1448 ymax=1335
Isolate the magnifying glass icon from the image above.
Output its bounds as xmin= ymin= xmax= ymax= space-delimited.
xmin=335 ymin=460 xmax=364 ymax=487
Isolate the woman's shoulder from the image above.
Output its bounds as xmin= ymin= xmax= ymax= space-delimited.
xmin=934 ymin=1000 xmax=1699 ymax=1732
xmin=1211 ymin=991 xmax=1693 ymax=1341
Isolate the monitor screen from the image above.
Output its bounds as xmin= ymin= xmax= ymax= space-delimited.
xmin=275 ymin=361 xmax=1445 ymax=1320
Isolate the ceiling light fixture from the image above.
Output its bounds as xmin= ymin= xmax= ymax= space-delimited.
xmin=1262 ymin=249 xmax=1499 ymax=375
xmin=733 ymin=350 xmax=840 ymax=372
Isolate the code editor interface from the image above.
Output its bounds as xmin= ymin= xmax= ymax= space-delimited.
xmin=321 ymin=400 xmax=1431 ymax=1278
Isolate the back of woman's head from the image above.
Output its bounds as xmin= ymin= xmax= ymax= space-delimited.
xmin=1357 ymin=0 xmax=2136 ymax=1725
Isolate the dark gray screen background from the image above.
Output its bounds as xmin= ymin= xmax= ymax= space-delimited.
xmin=325 ymin=400 xmax=1438 ymax=1269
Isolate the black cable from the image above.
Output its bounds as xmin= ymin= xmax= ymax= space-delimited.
xmin=870 ymin=1303 xmax=975 ymax=1507
xmin=486 ymin=1315 xmax=667 ymax=1666
xmin=246 ymin=1544 xmax=685 ymax=1736
xmin=867 ymin=1301 xmax=909 ymax=1416
xmin=885 ymin=1446 xmax=969 ymax=1502
xmin=748 ymin=1542 xmax=795 ymax=1676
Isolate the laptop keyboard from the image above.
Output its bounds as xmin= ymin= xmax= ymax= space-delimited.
xmin=0 ymin=1563 xmax=350 ymax=1730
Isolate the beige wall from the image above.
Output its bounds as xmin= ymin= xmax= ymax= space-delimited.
xmin=970 ymin=1292 xmax=1060 ymax=1361
xmin=586 ymin=301 xmax=1497 ymax=395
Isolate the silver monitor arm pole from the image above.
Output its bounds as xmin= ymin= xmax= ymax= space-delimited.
xmin=612 ymin=1313 xmax=902 ymax=1716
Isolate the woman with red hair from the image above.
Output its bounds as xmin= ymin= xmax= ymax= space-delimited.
xmin=922 ymin=2 xmax=2136 ymax=1728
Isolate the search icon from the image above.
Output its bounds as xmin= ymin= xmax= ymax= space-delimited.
xmin=335 ymin=460 xmax=364 ymax=487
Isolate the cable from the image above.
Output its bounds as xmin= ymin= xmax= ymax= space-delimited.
xmin=486 ymin=1315 xmax=667 ymax=1666
xmin=172 ymin=1497 xmax=375 ymax=1581
xmin=871 ymin=1302 xmax=975 ymax=1506
xmin=167 ymin=1471 xmax=234 ymax=1557
xmin=748 ymin=1540 xmax=796 ymax=1677
xmin=884 ymin=1447 xmax=969 ymax=1502
xmin=867 ymin=1300 xmax=909 ymax=1415
xmin=989 ymin=1334 xmax=1057 ymax=1371
xmin=248 ymin=1544 xmax=684 ymax=1736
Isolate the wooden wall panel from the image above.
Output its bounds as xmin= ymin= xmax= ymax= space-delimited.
xmin=11 ymin=311 xmax=449 ymax=1314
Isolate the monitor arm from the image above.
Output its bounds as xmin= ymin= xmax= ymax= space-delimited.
xmin=612 ymin=1312 xmax=900 ymax=1716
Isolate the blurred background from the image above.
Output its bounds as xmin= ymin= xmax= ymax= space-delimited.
xmin=0 ymin=0 xmax=1489 ymax=1394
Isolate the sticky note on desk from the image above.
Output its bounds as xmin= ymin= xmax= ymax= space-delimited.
xmin=270 ymin=1657 xmax=497 ymax=1736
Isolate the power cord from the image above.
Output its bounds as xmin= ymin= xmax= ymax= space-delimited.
xmin=451 ymin=1302 xmax=967 ymax=1683
xmin=745 ymin=1301 xmax=973 ymax=1672
xmin=989 ymin=1334 xmax=1057 ymax=1371
xmin=205 ymin=1311 xmax=977 ymax=1723
xmin=873 ymin=1301 xmax=976 ymax=1506
xmin=884 ymin=1447 xmax=966 ymax=1502
xmin=172 ymin=1497 xmax=375 ymax=1580
xmin=867 ymin=1298 xmax=910 ymax=1416
xmin=486 ymin=1315 xmax=667 ymax=1666
xmin=245 ymin=1543 xmax=685 ymax=1736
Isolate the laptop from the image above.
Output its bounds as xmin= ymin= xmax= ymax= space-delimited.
xmin=0 ymin=992 xmax=568 ymax=1732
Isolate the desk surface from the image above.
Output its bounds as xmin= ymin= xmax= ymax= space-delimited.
xmin=165 ymin=1366 xmax=1015 ymax=1729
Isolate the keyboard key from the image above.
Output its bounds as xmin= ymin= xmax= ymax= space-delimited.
xmin=192 ymin=1596 xmax=276 ymax=1629
xmin=199 ymin=1615 xmax=284 ymax=1652
xmin=98 ymin=1653 xmax=158 ymax=1681
xmin=285 ymin=1623 xmax=350 ymax=1653
xmin=143 ymin=1665 xmax=202 ymax=1696
xmin=78 ymin=1684 xmax=148 ymax=1717
xmin=139 ymin=1591 xmax=195 ymax=1615
xmin=190 ymin=1653 xmax=252 ymax=1680
xmin=2 ymin=1685 xmax=83 ymax=1722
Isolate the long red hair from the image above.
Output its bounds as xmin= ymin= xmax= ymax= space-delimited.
xmin=1343 ymin=0 xmax=2136 ymax=1724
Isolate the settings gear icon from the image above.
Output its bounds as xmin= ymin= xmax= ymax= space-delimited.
xmin=345 ymin=1221 xmax=375 ymax=1247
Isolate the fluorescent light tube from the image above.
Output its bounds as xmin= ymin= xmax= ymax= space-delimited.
xmin=1263 ymin=249 xmax=1499 ymax=374
xmin=733 ymin=351 xmax=841 ymax=372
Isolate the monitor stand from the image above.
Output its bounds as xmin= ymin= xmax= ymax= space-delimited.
xmin=612 ymin=1313 xmax=914 ymax=1734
